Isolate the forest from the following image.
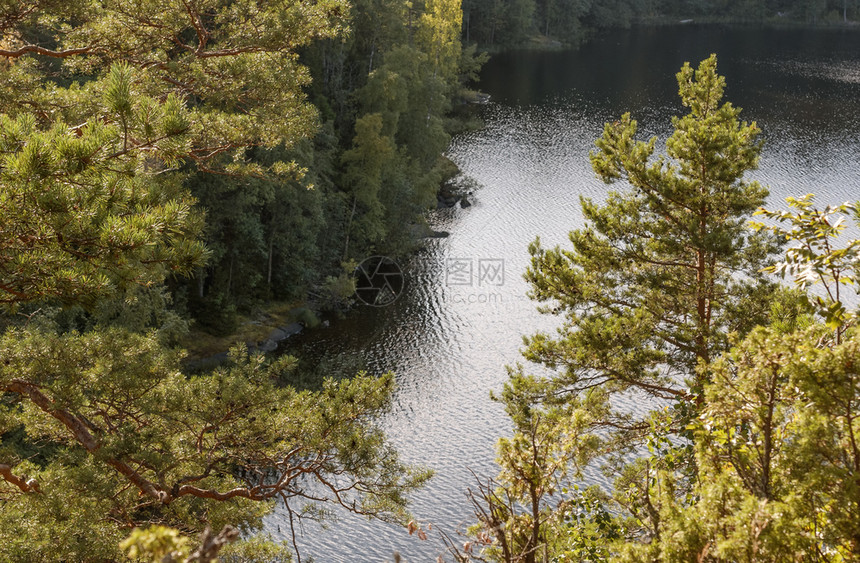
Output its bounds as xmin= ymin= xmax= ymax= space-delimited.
xmin=0 ymin=0 xmax=859 ymax=562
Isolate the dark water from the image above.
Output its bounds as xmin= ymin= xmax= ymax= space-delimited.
xmin=266 ymin=25 xmax=860 ymax=562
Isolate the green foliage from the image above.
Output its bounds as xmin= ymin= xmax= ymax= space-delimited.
xmin=753 ymin=194 xmax=860 ymax=339
xmin=293 ymin=306 xmax=321 ymax=329
xmin=319 ymin=261 xmax=358 ymax=312
xmin=0 ymin=0 xmax=349 ymax=173
xmin=182 ymin=131 xmax=339 ymax=315
xmin=417 ymin=0 xmax=465 ymax=82
xmin=219 ymin=535 xmax=293 ymax=563
xmin=523 ymin=51 xmax=775 ymax=457
xmin=1 ymin=3 xmax=447 ymax=557
xmin=631 ymin=195 xmax=859 ymax=561
xmin=190 ymin=291 xmax=240 ymax=336
xmin=33 ymin=285 xmax=191 ymax=346
xmin=535 ymin=53 xmax=774 ymax=389
xmin=338 ymin=8 xmax=464 ymax=261
xmin=0 ymin=77 xmax=205 ymax=309
xmin=620 ymin=322 xmax=860 ymax=562
xmin=0 ymin=329 xmax=430 ymax=560
xmin=152 ymin=0 xmax=475 ymax=316
xmin=462 ymin=53 xmax=860 ymax=562
xmin=121 ymin=524 xmax=289 ymax=562
xmin=452 ymin=366 xmax=610 ymax=562
xmin=555 ymin=486 xmax=621 ymax=562
xmin=121 ymin=526 xmax=192 ymax=562
xmin=1 ymin=0 xmax=436 ymax=322
xmin=461 ymin=55 xmax=789 ymax=562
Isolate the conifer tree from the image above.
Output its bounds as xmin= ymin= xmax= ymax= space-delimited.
xmin=459 ymin=55 xmax=782 ymax=561
xmin=0 ymin=63 xmax=205 ymax=308
xmin=521 ymin=53 xmax=778 ymax=467
xmin=0 ymin=2 xmax=429 ymax=559
xmin=0 ymin=0 xmax=348 ymax=174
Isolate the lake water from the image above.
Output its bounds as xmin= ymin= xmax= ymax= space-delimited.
xmin=267 ymin=25 xmax=860 ymax=562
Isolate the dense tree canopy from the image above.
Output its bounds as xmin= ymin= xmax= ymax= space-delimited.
xmin=0 ymin=0 xmax=349 ymax=317
xmin=0 ymin=333 xmax=429 ymax=560
xmin=11 ymin=0 xmax=860 ymax=559
xmin=0 ymin=64 xmax=205 ymax=309
xmin=0 ymin=0 xmax=348 ymax=172
xmin=0 ymin=0 xmax=455 ymax=559
xmin=0 ymin=0 xmax=475 ymax=326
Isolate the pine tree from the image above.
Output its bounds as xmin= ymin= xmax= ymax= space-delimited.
xmin=524 ymin=53 xmax=777 ymax=419
xmin=0 ymin=63 xmax=205 ymax=308
xmin=0 ymin=334 xmax=430 ymax=560
xmin=0 ymin=0 xmax=348 ymax=175
xmin=460 ymin=55 xmax=783 ymax=561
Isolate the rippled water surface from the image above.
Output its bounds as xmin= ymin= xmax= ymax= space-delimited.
xmin=268 ymin=25 xmax=860 ymax=561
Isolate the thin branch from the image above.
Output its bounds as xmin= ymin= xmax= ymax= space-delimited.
xmin=0 ymin=45 xmax=93 ymax=59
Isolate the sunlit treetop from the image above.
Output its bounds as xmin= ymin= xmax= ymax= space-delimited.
xmin=0 ymin=0 xmax=349 ymax=173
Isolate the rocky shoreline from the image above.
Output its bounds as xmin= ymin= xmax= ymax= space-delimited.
xmin=182 ymin=307 xmax=324 ymax=371
xmin=437 ymin=174 xmax=477 ymax=209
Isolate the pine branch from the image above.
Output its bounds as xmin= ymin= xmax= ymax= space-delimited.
xmin=0 ymin=45 xmax=92 ymax=58
xmin=0 ymin=463 xmax=40 ymax=493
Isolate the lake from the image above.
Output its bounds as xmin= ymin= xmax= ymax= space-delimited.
xmin=266 ymin=24 xmax=860 ymax=562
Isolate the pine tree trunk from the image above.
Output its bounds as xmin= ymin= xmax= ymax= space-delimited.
xmin=267 ymin=230 xmax=275 ymax=286
xmin=228 ymin=254 xmax=234 ymax=295
xmin=343 ymin=195 xmax=357 ymax=260
xmin=197 ymin=269 xmax=205 ymax=299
